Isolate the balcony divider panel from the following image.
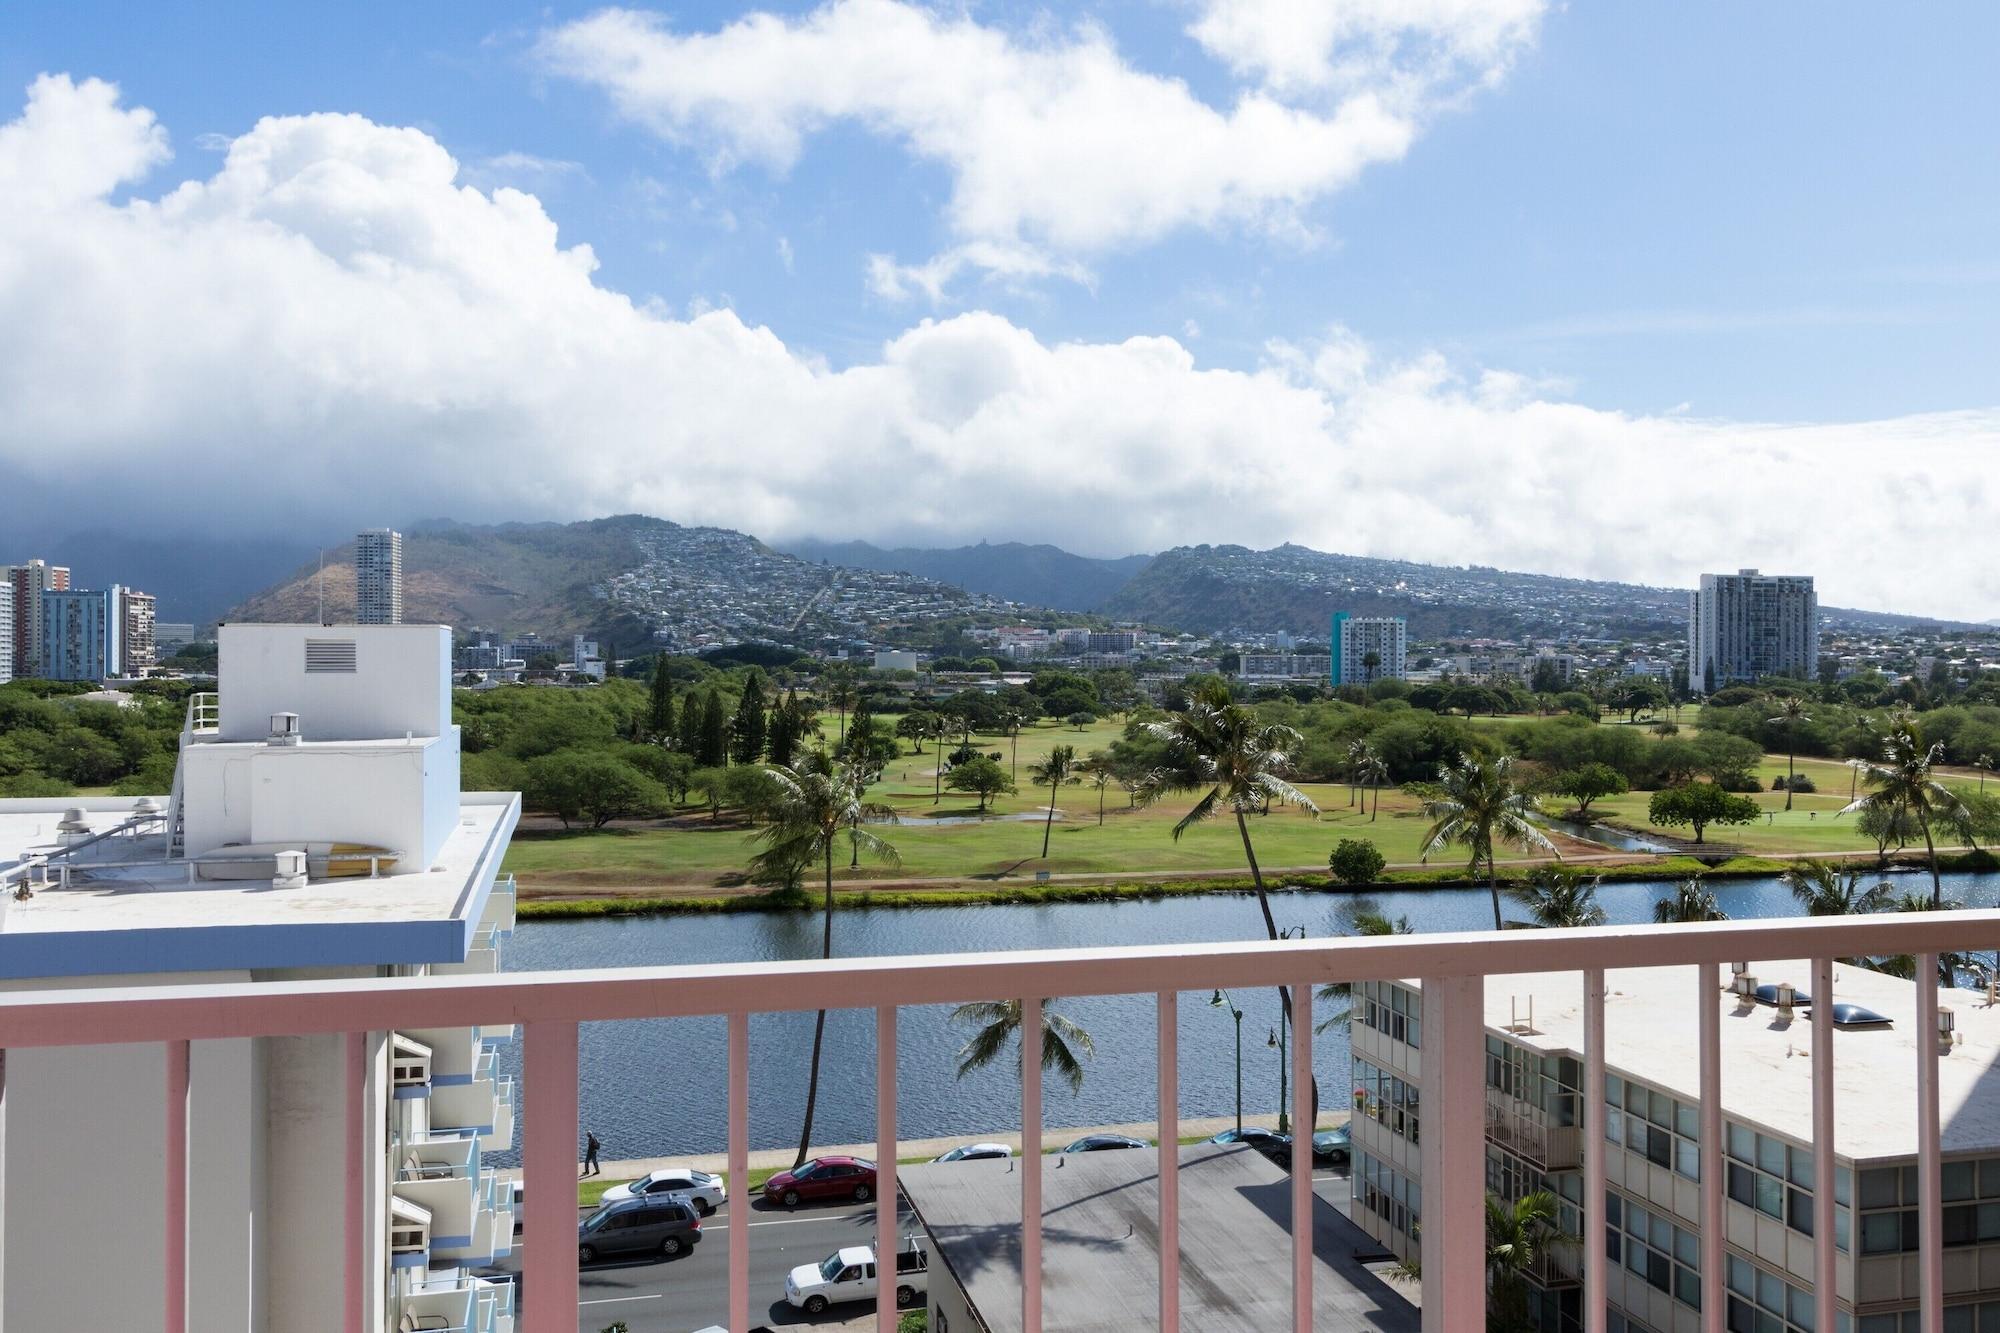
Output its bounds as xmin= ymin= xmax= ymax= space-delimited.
xmin=1583 ymin=967 xmax=1607 ymax=1333
xmin=729 ymin=1010 xmax=751 ymax=1333
xmin=1157 ymin=989 xmax=1180 ymax=1333
xmin=1290 ymin=980 xmax=1314 ymax=1333
xmin=165 ymin=1038 xmax=189 ymax=1333
xmin=1917 ymin=954 xmax=1943 ymax=1332
xmin=876 ymin=1004 xmax=900 ymax=1333
xmin=1022 ymin=992 xmax=1043 ymax=1333
xmin=1700 ymin=965 xmax=1723 ymax=1333
xmin=1812 ymin=956 xmax=1836 ymax=1329
xmin=522 ymin=1019 xmax=579 ymax=1333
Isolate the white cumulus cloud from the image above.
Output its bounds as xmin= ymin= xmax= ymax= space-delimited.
xmin=1 ymin=76 xmax=1995 ymax=620
xmin=538 ymin=0 xmax=1505 ymax=295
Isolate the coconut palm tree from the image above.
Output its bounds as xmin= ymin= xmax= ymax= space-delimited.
xmin=1843 ymin=722 xmax=1974 ymax=906
xmin=1417 ymin=755 xmax=1559 ymax=931
xmin=1770 ymin=696 xmax=1812 ymax=811
xmin=1653 ymin=877 xmax=1726 ymax=924
xmin=1002 ymin=710 xmax=1025 ymax=784
xmin=750 ymin=751 xmax=900 ymax=1167
xmin=819 ymin=664 xmax=859 ymax=746
xmin=1345 ymin=737 xmax=1370 ymax=808
xmin=1082 ymin=752 xmax=1115 ymax=826
xmin=1781 ymin=858 xmax=1894 ymax=917
xmin=1980 ymin=753 xmax=1995 ymax=796
xmin=1314 ymin=901 xmax=1411 ymax=1033
xmin=1135 ymin=685 xmax=1322 ymax=1113
xmin=1505 ymin=866 xmax=1606 ymax=929
xmin=1028 ymin=743 xmax=1080 ymax=858
xmin=1488 ymin=1190 xmax=1574 ymax=1332
xmin=1868 ymin=892 xmax=1978 ymax=986
xmin=1357 ymin=743 xmax=1390 ymax=822
xmin=950 ymin=998 xmax=1095 ymax=1093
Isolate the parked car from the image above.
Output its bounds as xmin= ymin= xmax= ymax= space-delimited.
xmin=1207 ymin=1126 xmax=1293 ymax=1165
xmin=1061 ymin=1134 xmax=1149 ymax=1153
xmin=932 ymin=1142 xmax=1013 ymax=1162
xmin=761 ymin=1155 xmax=878 ymax=1207
xmin=1312 ymin=1127 xmax=1352 ymax=1166
xmin=577 ymin=1196 xmax=702 ymax=1264
xmin=784 ymin=1238 xmax=928 ymax=1315
xmin=601 ymin=1167 xmax=725 ymax=1215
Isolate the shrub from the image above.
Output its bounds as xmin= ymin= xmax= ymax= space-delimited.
xmin=1329 ymin=838 xmax=1388 ymax=887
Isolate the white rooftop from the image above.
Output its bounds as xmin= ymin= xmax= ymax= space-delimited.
xmin=0 ymin=793 xmax=517 ymax=981
xmin=1483 ymin=961 xmax=2000 ymax=1161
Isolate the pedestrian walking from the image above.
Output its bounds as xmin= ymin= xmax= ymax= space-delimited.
xmin=583 ymin=1130 xmax=601 ymax=1177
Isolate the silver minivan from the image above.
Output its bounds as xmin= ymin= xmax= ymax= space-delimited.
xmin=577 ymin=1196 xmax=702 ymax=1263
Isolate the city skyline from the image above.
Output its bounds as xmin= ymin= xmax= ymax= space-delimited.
xmin=2 ymin=4 xmax=1998 ymax=619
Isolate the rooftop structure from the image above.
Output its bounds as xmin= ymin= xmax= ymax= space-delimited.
xmin=0 ymin=619 xmax=519 ymax=1332
xmin=901 ymin=1143 xmax=1416 ymax=1333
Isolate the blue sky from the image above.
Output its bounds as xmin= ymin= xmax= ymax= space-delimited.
xmin=2 ymin=1 xmax=1996 ymax=615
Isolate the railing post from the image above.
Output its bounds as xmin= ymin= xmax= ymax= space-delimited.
xmin=1582 ymin=968 xmax=1606 ymax=1333
xmin=1917 ymin=956 xmax=1943 ymax=1333
xmin=523 ymin=1019 xmax=579 ymax=1333
xmin=1699 ymin=965 xmax=1723 ymax=1333
xmin=344 ymin=1031 xmax=367 ymax=1333
xmin=1289 ymin=980 xmax=1314 ymax=1333
xmin=876 ymin=1005 xmax=899 ymax=1333
xmin=1812 ymin=957 xmax=1836 ymax=1331
xmin=1156 ymin=990 xmax=1179 ymax=1333
xmin=1022 ymin=994 xmax=1043 ymax=1333
xmin=1420 ymin=975 xmax=1484 ymax=1332
xmin=729 ymin=1011 xmax=750 ymax=1333
xmin=165 ymin=1038 xmax=189 ymax=1333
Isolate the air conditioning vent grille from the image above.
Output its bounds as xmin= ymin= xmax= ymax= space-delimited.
xmin=304 ymin=638 xmax=358 ymax=673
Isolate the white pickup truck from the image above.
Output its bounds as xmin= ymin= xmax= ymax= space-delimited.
xmin=783 ymin=1237 xmax=928 ymax=1315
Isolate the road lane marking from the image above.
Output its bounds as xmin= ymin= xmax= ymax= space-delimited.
xmin=579 ymin=1293 xmax=664 ymax=1306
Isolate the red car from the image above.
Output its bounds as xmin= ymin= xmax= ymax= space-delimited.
xmin=762 ymin=1156 xmax=878 ymax=1207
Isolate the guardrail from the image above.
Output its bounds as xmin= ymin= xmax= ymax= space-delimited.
xmin=0 ymin=909 xmax=1990 ymax=1333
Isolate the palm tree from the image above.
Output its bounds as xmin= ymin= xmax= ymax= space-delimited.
xmin=950 ymin=998 xmax=1095 ymax=1093
xmin=1362 ymin=651 xmax=1381 ymax=684
xmin=1770 ymin=697 xmax=1812 ymax=811
xmin=1870 ymin=891 xmax=1978 ymax=986
xmin=1980 ymin=753 xmax=1995 ymax=796
xmin=750 ymin=751 xmax=900 ymax=1167
xmin=1781 ymin=858 xmax=1894 ymax=916
xmin=1357 ymin=743 xmax=1389 ymax=822
xmin=1653 ymin=877 xmax=1726 ymax=924
xmin=820 ymin=664 xmax=859 ymax=746
xmin=1345 ymin=737 xmax=1370 ymax=809
xmin=1505 ymin=866 xmax=1606 ymax=929
xmin=1487 ymin=1191 xmax=1574 ymax=1333
xmin=1417 ymin=755 xmax=1559 ymax=931
xmin=1843 ymin=721 xmax=1974 ymax=906
xmin=1314 ymin=901 xmax=1411 ymax=1033
xmin=1029 ymin=743 xmax=1080 ymax=858
xmin=1002 ymin=711 xmax=1025 ymax=784
xmin=1135 ymin=686 xmax=1322 ymax=1113
xmin=1083 ymin=752 xmax=1115 ymax=826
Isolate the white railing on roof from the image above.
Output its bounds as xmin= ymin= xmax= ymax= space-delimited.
xmin=0 ymin=910 xmax=1992 ymax=1333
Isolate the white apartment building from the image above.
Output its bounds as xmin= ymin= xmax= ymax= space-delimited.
xmin=0 ymin=580 xmax=11 ymax=685
xmin=1350 ymin=963 xmax=2000 ymax=1333
xmin=121 ymin=585 xmax=158 ymax=674
xmin=3 ymin=559 xmax=68 ymax=678
xmin=0 ymin=621 xmax=519 ymax=1332
xmin=1333 ymin=613 xmax=1409 ymax=685
xmin=355 ymin=528 xmax=405 ymax=625
xmin=1690 ymin=570 xmax=1819 ymax=695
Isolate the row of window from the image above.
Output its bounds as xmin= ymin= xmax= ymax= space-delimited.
xmin=1489 ymin=1035 xmax=1581 ymax=1123
xmin=1863 ymin=1302 xmax=2000 ymax=1332
xmin=1355 ymin=981 xmax=1422 ymax=1049
xmin=1354 ymin=1058 xmax=1420 ymax=1145
xmin=1354 ymin=1150 xmax=1419 ymax=1241
xmin=1725 ymin=1253 xmax=1825 ymax=1333
xmin=1608 ymin=1192 xmax=1701 ymax=1312
xmin=1861 ymin=1159 xmax=2000 ymax=1209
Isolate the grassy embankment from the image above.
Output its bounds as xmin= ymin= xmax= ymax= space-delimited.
xmin=510 ymin=713 xmax=1993 ymax=921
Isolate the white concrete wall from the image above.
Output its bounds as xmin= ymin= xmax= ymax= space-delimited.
xmin=2 ymin=1034 xmax=262 ymax=1333
xmin=181 ymin=738 xmax=450 ymax=869
xmin=218 ymin=624 xmax=450 ymax=743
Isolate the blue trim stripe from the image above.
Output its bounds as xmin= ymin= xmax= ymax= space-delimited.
xmin=429 ymin=1234 xmax=474 ymax=1250
xmin=394 ymin=1085 xmax=431 ymax=1101
xmin=432 ymin=1073 xmax=474 ymax=1087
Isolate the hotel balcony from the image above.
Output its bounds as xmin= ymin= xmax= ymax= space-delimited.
xmin=5 ymin=910 xmax=1994 ymax=1332
xmin=396 ymin=1273 xmax=513 ymax=1333
xmin=1486 ymin=1084 xmax=1585 ymax=1171
xmin=433 ymin=923 xmax=499 ymax=978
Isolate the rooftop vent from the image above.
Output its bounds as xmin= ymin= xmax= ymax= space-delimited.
xmin=304 ymin=638 xmax=357 ymax=674
xmin=268 ymin=712 xmax=301 ymax=746
xmin=272 ymin=849 xmax=308 ymax=891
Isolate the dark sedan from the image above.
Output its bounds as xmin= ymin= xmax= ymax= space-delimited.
xmin=1060 ymin=1133 xmax=1149 ymax=1153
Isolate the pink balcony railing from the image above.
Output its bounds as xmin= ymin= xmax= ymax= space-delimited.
xmin=0 ymin=908 xmax=1991 ymax=1333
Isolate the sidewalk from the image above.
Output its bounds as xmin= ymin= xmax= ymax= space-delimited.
xmin=508 ymin=1111 xmax=1347 ymax=1182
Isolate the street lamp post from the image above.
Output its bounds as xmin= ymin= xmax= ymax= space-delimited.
xmin=1209 ymin=989 xmax=1243 ymax=1133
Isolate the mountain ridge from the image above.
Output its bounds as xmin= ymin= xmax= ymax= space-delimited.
xmin=778 ymin=537 xmax=1150 ymax=612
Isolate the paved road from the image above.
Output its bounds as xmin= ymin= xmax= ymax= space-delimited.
xmin=541 ymin=1167 xmax=1354 ymax=1332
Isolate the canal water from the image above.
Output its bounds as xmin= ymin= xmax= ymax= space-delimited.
xmin=491 ymin=869 xmax=1999 ymax=1165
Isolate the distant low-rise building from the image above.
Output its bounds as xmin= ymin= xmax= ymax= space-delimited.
xmin=874 ymin=649 xmax=919 ymax=671
xmin=1239 ymin=653 xmax=1332 ymax=683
